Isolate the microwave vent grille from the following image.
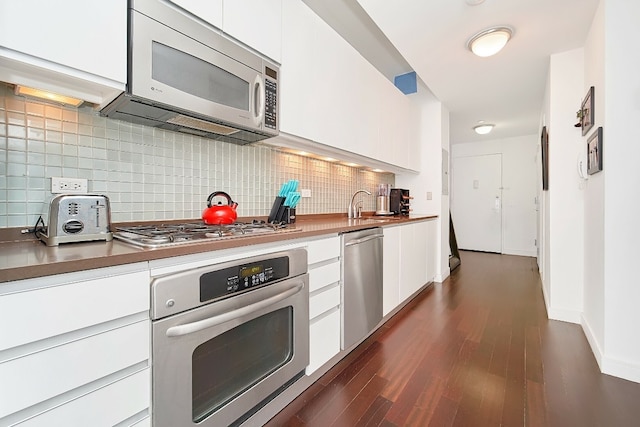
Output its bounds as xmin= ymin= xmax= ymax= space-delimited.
xmin=167 ymin=115 xmax=240 ymax=136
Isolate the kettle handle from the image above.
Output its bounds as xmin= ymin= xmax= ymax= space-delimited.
xmin=207 ymin=191 xmax=237 ymax=207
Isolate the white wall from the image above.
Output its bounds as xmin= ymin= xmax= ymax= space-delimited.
xmin=544 ymin=48 xmax=586 ymax=323
xmin=581 ymin=0 xmax=606 ymax=368
xmin=396 ymin=81 xmax=450 ymax=282
xmin=451 ymin=136 xmax=537 ymax=257
xmin=543 ymin=0 xmax=640 ymax=384
xmin=600 ymin=0 xmax=640 ymax=382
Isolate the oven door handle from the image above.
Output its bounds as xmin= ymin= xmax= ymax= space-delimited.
xmin=165 ymin=281 xmax=305 ymax=337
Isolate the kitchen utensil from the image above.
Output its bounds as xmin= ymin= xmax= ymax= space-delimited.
xmin=36 ymin=194 xmax=113 ymax=246
xmin=283 ymin=191 xmax=300 ymax=207
xmin=268 ymin=196 xmax=286 ymax=223
xmin=202 ymin=191 xmax=238 ymax=225
xmin=288 ymin=193 xmax=301 ymax=208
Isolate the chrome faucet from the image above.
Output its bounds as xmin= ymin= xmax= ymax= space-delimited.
xmin=348 ymin=189 xmax=372 ymax=219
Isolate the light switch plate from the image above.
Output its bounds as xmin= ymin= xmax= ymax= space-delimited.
xmin=301 ymin=189 xmax=311 ymax=198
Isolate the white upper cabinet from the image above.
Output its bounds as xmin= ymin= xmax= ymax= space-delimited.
xmin=280 ymin=0 xmax=418 ymax=171
xmin=172 ymin=0 xmax=282 ymax=63
xmin=0 ymin=0 xmax=126 ymax=106
xmin=170 ymin=0 xmax=223 ymax=29
xmin=280 ymin=0 xmax=320 ymax=141
xmin=223 ymin=0 xmax=282 ymax=63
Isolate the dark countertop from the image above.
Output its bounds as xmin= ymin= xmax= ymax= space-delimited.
xmin=0 ymin=214 xmax=437 ymax=283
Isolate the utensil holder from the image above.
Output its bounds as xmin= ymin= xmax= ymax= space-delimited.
xmin=268 ymin=197 xmax=285 ymax=223
xmin=283 ymin=208 xmax=296 ymax=224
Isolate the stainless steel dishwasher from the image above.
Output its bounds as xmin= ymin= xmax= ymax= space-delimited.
xmin=341 ymin=227 xmax=384 ymax=350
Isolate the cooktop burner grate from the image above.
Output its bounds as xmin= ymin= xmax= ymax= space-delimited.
xmin=113 ymin=220 xmax=300 ymax=248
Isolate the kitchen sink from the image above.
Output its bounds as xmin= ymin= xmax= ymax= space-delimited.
xmin=348 ymin=217 xmax=405 ymax=225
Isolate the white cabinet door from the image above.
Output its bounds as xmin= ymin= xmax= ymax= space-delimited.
xmin=223 ymin=0 xmax=282 ymax=63
xmin=0 ymin=321 xmax=149 ymax=419
xmin=307 ymin=308 xmax=340 ymax=375
xmin=0 ymin=270 xmax=149 ymax=352
xmin=383 ymin=226 xmax=401 ymax=316
xmin=280 ymin=0 xmax=418 ymax=171
xmin=170 ymin=0 xmax=223 ymax=29
xmin=19 ymin=369 xmax=150 ymax=427
xmin=399 ymin=222 xmax=429 ymax=302
xmin=305 ymin=234 xmax=341 ymax=375
xmin=426 ymin=219 xmax=438 ymax=283
xmin=0 ymin=0 xmax=126 ymax=105
xmin=280 ymin=0 xmax=320 ymax=141
xmin=0 ymin=265 xmax=151 ymax=425
xmin=307 ymin=235 xmax=340 ymax=265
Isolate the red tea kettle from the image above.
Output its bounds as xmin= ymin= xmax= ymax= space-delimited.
xmin=202 ymin=191 xmax=238 ymax=225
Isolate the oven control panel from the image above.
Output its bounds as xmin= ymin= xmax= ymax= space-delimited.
xmin=200 ymin=256 xmax=289 ymax=302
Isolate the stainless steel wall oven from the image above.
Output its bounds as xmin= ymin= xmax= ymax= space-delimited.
xmin=151 ymin=248 xmax=309 ymax=427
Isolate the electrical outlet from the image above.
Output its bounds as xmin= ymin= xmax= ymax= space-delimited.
xmin=51 ymin=177 xmax=88 ymax=194
xmin=301 ymin=189 xmax=311 ymax=198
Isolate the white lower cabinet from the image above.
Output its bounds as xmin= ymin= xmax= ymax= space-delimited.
xmin=384 ymin=220 xmax=436 ymax=310
xmin=17 ymin=369 xmax=150 ymax=427
xmin=305 ymin=235 xmax=341 ymax=375
xmin=399 ymin=221 xmax=429 ymax=301
xmin=0 ymin=264 xmax=150 ymax=426
xmin=308 ymin=308 xmax=340 ymax=374
xmin=383 ymin=225 xmax=401 ymax=316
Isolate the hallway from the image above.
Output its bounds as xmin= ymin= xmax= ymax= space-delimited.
xmin=266 ymin=251 xmax=640 ymax=426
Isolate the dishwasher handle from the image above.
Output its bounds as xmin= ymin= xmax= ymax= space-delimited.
xmin=344 ymin=234 xmax=383 ymax=247
xmin=165 ymin=281 xmax=304 ymax=337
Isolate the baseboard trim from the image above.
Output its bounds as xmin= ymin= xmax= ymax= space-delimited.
xmin=435 ymin=267 xmax=450 ymax=282
xmin=581 ymin=315 xmax=604 ymax=370
xmin=547 ymin=307 xmax=581 ymax=324
xmin=502 ymin=248 xmax=537 ymax=257
xmin=581 ymin=315 xmax=640 ymax=383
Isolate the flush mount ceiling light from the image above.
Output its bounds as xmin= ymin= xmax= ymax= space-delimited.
xmin=473 ymin=122 xmax=494 ymax=135
xmin=14 ymin=85 xmax=84 ymax=107
xmin=467 ymin=26 xmax=513 ymax=57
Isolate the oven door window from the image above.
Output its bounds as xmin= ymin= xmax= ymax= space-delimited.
xmin=192 ymin=306 xmax=294 ymax=422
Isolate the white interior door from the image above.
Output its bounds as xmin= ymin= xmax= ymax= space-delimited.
xmin=452 ymin=154 xmax=502 ymax=253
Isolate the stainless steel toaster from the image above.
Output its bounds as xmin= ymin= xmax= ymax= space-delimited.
xmin=38 ymin=194 xmax=113 ymax=246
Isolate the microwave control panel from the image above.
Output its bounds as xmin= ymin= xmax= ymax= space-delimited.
xmin=264 ymin=66 xmax=278 ymax=130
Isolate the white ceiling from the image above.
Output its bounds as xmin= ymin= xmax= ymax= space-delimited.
xmin=303 ymin=0 xmax=599 ymax=144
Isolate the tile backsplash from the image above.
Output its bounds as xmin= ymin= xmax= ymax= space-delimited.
xmin=0 ymin=84 xmax=393 ymax=228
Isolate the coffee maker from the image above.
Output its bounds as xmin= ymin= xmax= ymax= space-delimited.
xmin=390 ymin=188 xmax=411 ymax=216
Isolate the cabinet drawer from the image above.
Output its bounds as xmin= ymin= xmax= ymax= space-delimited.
xmin=308 ymin=261 xmax=340 ymax=293
xmin=18 ymin=369 xmax=150 ymax=427
xmin=309 ymin=284 xmax=340 ymax=320
xmin=306 ymin=308 xmax=340 ymax=375
xmin=0 ymin=270 xmax=150 ymax=352
xmin=307 ymin=236 xmax=340 ymax=265
xmin=0 ymin=320 xmax=149 ymax=418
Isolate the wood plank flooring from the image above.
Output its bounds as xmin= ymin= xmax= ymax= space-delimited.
xmin=265 ymin=250 xmax=640 ymax=427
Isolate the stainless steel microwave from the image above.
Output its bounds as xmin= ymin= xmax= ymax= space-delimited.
xmin=101 ymin=0 xmax=279 ymax=144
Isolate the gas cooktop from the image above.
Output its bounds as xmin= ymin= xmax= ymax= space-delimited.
xmin=113 ymin=220 xmax=301 ymax=248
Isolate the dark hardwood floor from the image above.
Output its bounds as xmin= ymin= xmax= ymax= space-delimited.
xmin=265 ymin=250 xmax=640 ymax=426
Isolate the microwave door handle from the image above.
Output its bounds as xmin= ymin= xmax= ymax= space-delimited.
xmin=253 ymin=75 xmax=265 ymax=127
xmin=165 ymin=281 xmax=304 ymax=337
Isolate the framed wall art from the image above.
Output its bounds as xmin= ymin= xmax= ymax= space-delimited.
xmin=587 ymin=126 xmax=603 ymax=175
xmin=541 ymin=126 xmax=549 ymax=190
xmin=581 ymin=86 xmax=595 ymax=136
